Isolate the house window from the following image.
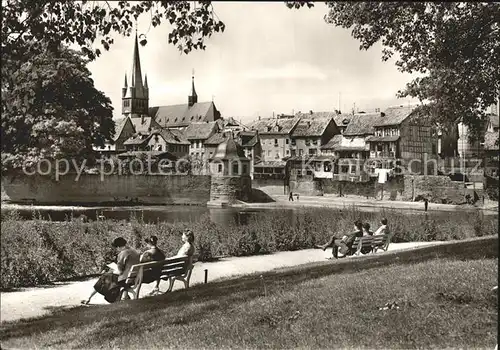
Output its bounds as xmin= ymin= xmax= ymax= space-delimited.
xmin=340 ymin=165 xmax=349 ymax=174
xmin=291 ymin=150 xmax=296 ymax=157
xmin=232 ymin=162 xmax=239 ymax=175
xmin=309 ymin=149 xmax=317 ymax=156
xmin=275 ymin=152 xmax=279 ymax=159
xmin=274 ymin=139 xmax=278 ymax=146
xmin=158 ymin=145 xmax=162 ymax=151
xmin=350 ymin=165 xmax=357 ymax=174
xmin=210 ymin=152 xmax=213 ymax=157
xmin=286 ymin=150 xmax=290 ymax=155
xmin=218 ymin=164 xmax=222 ymax=173
xmin=305 ymin=139 xmax=310 ymax=146
xmin=291 ymin=139 xmax=296 ymax=146
xmin=267 ymin=150 xmax=271 ymax=156
xmin=242 ymin=164 xmax=248 ymax=174
xmin=286 ymin=139 xmax=289 ymax=144
xmin=299 ymin=149 xmax=303 ymax=157
xmin=312 ymin=139 xmax=318 ymax=145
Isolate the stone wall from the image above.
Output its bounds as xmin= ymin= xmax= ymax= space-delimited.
xmin=252 ymin=178 xmax=286 ymax=196
xmin=209 ymin=175 xmax=252 ymax=204
xmin=403 ymin=175 xmax=468 ymax=204
xmin=2 ymin=174 xmax=211 ymax=205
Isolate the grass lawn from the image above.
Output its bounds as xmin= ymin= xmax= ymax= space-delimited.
xmin=1 ymin=238 xmax=498 ymax=349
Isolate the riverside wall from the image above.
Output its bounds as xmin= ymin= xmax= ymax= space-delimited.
xmin=1 ymin=174 xmax=211 ymax=205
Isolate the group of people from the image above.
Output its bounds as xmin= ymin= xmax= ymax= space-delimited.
xmin=316 ymin=218 xmax=388 ymax=259
xmin=81 ymin=229 xmax=195 ymax=305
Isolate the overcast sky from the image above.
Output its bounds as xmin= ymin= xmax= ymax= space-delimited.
xmin=87 ymin=2 xmax=419 ymax=123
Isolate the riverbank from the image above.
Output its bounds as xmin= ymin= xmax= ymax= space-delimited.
xmin=0 ymin=241 xmax=444 ymax=323
xmin=237 ymin=193 xmax=499 ymax=214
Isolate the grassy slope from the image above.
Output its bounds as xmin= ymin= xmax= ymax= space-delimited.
xmin=0 ymin=237 xmax=498 ymax=349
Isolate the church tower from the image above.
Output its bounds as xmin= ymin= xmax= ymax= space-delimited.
xmin=188 ymin=73 xmax=198 ymax=107
xmin=122 ymin=33 xmax=149 ymax=117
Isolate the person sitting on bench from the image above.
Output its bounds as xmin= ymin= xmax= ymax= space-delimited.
xmin=360 ymin=222 xmax=374 ymax=254
xmin=373 ymin=217 xmax=388 ymax=236
xmin=140 ymin=235 xmax=166 ymax=296
xmin=177 ymin=229 xmax=195 ymax=258
xmin=316 ymin=220 xmax=364 ymax=259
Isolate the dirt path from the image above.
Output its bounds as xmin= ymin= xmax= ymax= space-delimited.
xmin=0 ymin=241 xmax=442 ymax=323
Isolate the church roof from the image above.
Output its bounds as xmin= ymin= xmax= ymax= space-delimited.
xmin=211 ymin=135 xmax=248 ymax=161
xmin=151 ymin=101 xmax=217 ymax=128
xmin=183 ymin=121 xmax=219 ymax=140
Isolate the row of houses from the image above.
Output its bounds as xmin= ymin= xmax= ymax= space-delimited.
xmin=94 ymin=33 xmax=499 ymax=182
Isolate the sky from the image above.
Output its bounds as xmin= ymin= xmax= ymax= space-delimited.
xmin=87 ymin=2 xmax=420 ymax=124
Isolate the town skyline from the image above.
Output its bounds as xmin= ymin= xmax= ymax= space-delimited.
xmin=87 ymin=2 xmax=420 ymax=123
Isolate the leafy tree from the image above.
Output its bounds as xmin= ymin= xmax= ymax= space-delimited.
xmin=321 ymin=2 xmax=500 ymax=142
xmin=1 ymin=46 xmax=114 ymax=171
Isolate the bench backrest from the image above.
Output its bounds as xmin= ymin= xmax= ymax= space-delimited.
xmin=125 ymin=256 xmax=193 ymax=285
xmin=352 ymin=234 xmax=390 ymax=249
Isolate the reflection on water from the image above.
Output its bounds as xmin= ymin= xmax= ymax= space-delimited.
xmin=0 ymin=205 xmax=294 ymax=226
xmin=1 ymin=203 xmax=494 ymax=227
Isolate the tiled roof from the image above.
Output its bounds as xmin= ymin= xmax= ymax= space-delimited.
xmin=152 ymin=101 xmax=216 ymax=127
xmin=254 ymin=160 xmax=286 ymax=168
xmin=365 ymin=135 xmax=400 ymax=142
xmin=130 ymin=117 xmax=160 ymax=134
xmin=321 ymin=134 xmax=343 ymax=149
xmin=375 ymin=106 xmax=416 ymax=126
xmin=484 ymin=131 xmax=499 ymax=150
xmin=183 ymin=121 xmax=218 ymax=140
xmin=117 ymin=151 xmax=177 ymax=159
xmin=343 ymin=113 xmax=381 ymax=136
xmin=291 ymin=117 xmax=334 ymax=137
xmin=154 ymin=129 xmax=190 ymax=145
xmin=204 ymin=132 xmax=227 ymax=145
xmin=123 ymin=133 xmax=151 ymax=145
xmin=247 ymin=117 xmax=300 ymax=135
xmin=112 ymin=117 xmax=129 ymax=141
xmin=242 ymin=134 xmax=259 ymax=147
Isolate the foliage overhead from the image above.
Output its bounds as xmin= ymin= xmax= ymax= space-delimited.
xmin=1 ymin=46 xmax=114 ymax=171
xmin=324 ymin=2 xmax=500 ymax=141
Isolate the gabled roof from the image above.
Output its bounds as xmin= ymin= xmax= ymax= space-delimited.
xmin=375 ymin=106 xmax=416 ymax=127
xmin=321 ymin=134 xmax=343 ymax=150
xmin=241 ymin=133 xmax=259 ymax=147
xmin=151 ymin=129 xmax=190 ymax=145
xmin=123 ymin=133 xmax=150 ymax=145
xmin=130 ymin=117 xmax=160 ymax=134
xmin=183 ymin=121 xmax=219 ymax=140
xmin=204 ymin=132 xmax=228 ymax=146
xmin=343 ymin=113 xmax=380 ymax=136
xmin=152 ymin=101 xmax=216 ymax=127
xmin=112 ymin=117 xmax=131 ymax=141
xmin=291 ymin=117 xmax=335 ymax=138
xmin=247 ymin=117 xmax=300 ymax=135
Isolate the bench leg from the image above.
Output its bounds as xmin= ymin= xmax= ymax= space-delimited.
xmin=165 ymin=277 xmax=175 ymax=293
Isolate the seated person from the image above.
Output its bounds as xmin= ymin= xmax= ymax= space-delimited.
xmin=316 ymin=221 xmax=364 ymax=259
xmin=82 ymin=237 xmax=140 ymax=304
xmin=373 ymin=217 xmax=388 ymax=235
xmin=140 ymin=235 xmax=166 ymax=295
xmin=177 ymin=229 xmax=195 ymax=259
xmin=360 ymin=222 xmax=374 ymax=254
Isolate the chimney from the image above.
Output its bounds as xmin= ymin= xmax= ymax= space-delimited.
xmin=380 ymin=112 xmax=386 ymax=117
xmin=258 ymin=116 xmax=261 ymax=120
xmin=309 ymin=110 xmax=313 ymax=115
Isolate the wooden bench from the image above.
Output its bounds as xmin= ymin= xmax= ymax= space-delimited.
xmin=350 ymin=234 xmax=392 ymax=256
xmin=121 ymin=256 xmax=194 ymax=300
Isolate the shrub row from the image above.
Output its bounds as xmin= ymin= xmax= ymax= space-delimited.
xmin=1 ymin=208 xmax=497 ymax=289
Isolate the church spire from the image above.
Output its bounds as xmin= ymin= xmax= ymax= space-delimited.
xmin=144 ymin=74 xmax=148 ymax=88
xmin=188 ymin=70 xmax=198 ymax=107
xmin=130 ymin=32 xmax=143 ymax=88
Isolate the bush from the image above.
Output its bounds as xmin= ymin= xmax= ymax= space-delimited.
xmin=0 ymin=207 xmax=497 ymax=289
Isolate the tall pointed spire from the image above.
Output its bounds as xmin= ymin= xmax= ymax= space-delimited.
xmin=144 ymin=74 xmax=148 ymax=88
xmin=188 ymin=69 xmax=198 ymax=107
xmin=130 ymin=32 xmax=143 ymax=89
xmin=124 ymin=73 xmax=128 ymax=87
